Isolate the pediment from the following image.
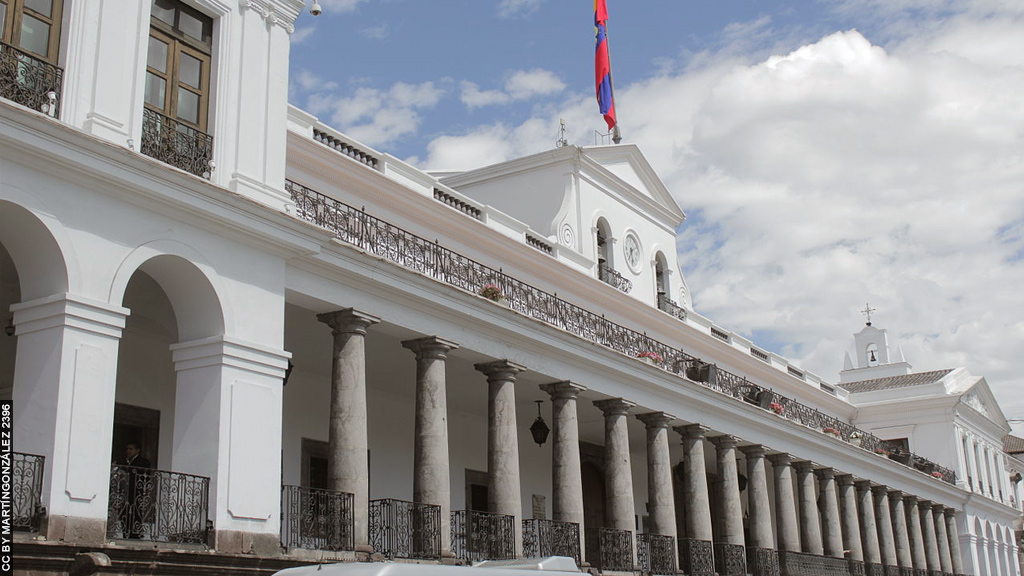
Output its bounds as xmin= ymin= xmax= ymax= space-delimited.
xmin=581 ymin=145 xmax=685 ymax=225
xmin=960 ymin=379 xmax=1009 ymax=429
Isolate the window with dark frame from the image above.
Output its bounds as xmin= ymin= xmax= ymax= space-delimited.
xmin=145 ymin=0 xmax=212 ymax=132
xmin=0 ymin=0 xmax=63 ymax=64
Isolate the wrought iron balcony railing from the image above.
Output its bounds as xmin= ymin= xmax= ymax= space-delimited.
xmin=280 ymin=485 xmax=354 ymax=551
xmin=599 ymin=527 xmax=633 ymax=571
xmin=451 ymin=510 xmax=515 ymax=562
xmin=107 ymin=465 xmax=209 ymax=544
xmin=656 ymin=293 xmax=687 ymax=321
xmin=637 ymin=533 xmax=676 ymax=575
xmin=746 ymin=546 xmax=780 ymax=576
xmin=714 ymin=542 xmax=747 ymax=576
xmin=0 ymin=41 xmax=62 ymax=117
xmin=141 ymin=108 xmax=214 ymax=179
xmin=598 ymin=262 xmax=632 ymax=293
xmin=368 ymin=498 xmax=441 ymax=560
xmin=13 ymin=452 xmax=45 ymax=531
xmin=285 ymin=179 xmax=957 ymax=485
xmin=775 ymin=551 xmax=857 ymax=576
xmin=522 ymin=518 xmax=580 ymax=565
xmin=678 ymin=538 xmax=715 ymax=576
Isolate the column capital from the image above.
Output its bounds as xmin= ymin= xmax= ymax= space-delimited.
xmin=674 ymin=423 xmax=709 ymax=440
xmin=887 ymin=488 xmax=904 ymax=499
xmin=739 ymin=444 xmax=766 ymax=458
xmin=636 ymin=411 xmax=674 ymax=429
xmin=11 ymin=292 xmax=129 ymax=338
xmin=814 ymin=467 xmax=836 ymax=481
xmin=401 ymin=335 xmax=459 ymax=359
xmin=593 ymin=397 xmax=635 ymax=416
xmin=709 ymin=434 xmax=739 ymax=449
xmin=793 ymin=460 xmax=816 ymax=473
xmin=767 ymin=452 xmax=794 ymax=466
xmin=903 ymin=494 xmax=919 ymax=505
xmin=475 ymin=359 xmax=527 ymax=381
xmin=943 ymin=507 xmax=958 ymax=518
xmin=931 ymin=502 xmax=945 ymax=513
xmin=317 ymin=308 xmax=381 ymax=335
xmin=872 ymin=484 xmax=890 ymax=497
xmin=835 ymin=474 xmax=856 ymax=487
xmin=854 ymin=479 xmax=874 ymax=491
xmin=539 ymin=381 xmax=587 ymax=399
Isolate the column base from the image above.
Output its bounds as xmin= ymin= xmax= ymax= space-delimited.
xmin=213 ymin=530 xmax=281 ymax=556
xmin=44 ymin=515 xmax=107 ymax=546
xmin=746 ymin=547 xmax=780 ymax=576
xmin=678 ymin=538 xmax=714 ymax=576
xmin=714 ymin=542 xmax=746 ymax=576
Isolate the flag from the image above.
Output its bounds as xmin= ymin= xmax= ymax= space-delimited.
xmin=594 ymin=0 xmax=616 ymax=131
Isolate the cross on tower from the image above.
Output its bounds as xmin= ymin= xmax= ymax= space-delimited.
xmin=862 ymin=303 xmax=876 ymax=326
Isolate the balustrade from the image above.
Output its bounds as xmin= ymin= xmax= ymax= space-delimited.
xmin=451 ymin=510 xmax=515 ymax=562
xmin=280 ymin=485 xmax=354 ymax=551
xmin=106 ymin=465 xmax=209 ymax=544
xmin=599 ymin=527 xmax=633 ymax=571
xmin=368 ymin=498 xmax=441 ymax=560
xmin=141 ymin=108 xmax=213 ymax=178
xmin=522 ymin=519 xmax=580 ymax=565
xmin=637 ymin=533 xmax=676 ymax=575
xmin=285 ymin=179 xmax=956 ymax=484
xmin=13 ymin=452 xmax=45 ymax=531
xmin=313 ymin=129 xmax=380 ymax=170
xmin=0 ymin=41 xmax=62 ymax=116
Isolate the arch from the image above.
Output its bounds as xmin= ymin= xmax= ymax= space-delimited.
xmin=865 ymin=342 xmax=879 ymax=366
xmin=0 ymin=200 xmax=72 ymax=300
xmin=653 ymin=250 xmax=670 ymax=301
xmin=594 ymin=217 xmax=613 ymax=269
xmin=110 ymin=241 xmax=227 ymax=342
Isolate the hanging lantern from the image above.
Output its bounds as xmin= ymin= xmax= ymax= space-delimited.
xmin=530 ymin=400 xmax=550 ymax=447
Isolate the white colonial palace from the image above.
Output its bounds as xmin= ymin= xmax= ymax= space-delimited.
xmin=1 ymin=1 xmax=1020 ymax=575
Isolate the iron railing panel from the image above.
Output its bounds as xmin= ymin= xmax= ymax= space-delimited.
xmin=747 ymin=547 xmax=780 ymax=576
xmin=678 ymin=538 xmax=715 ymax=576
xmin=599 ymin=527 xmax=633 ymax=571
xmin=141 ymin=108 xmax=214 ymax=178
xmin=368 ymin=498 xmax=441 ymax=560
xmin=637 ymin=533 xmax=676 ymax=575
xmin=522 ymin=518 xmax=580 ymax=565
xmin=280 ymin=485 xmax=354 ymax=551
xmin=107 ymin=465 xmax=209 ymax=544
xmin=715 ymin=542 xmax=747 ymax=576
xmin=451 ymin=510 xmax=515 ymax=562
xmin=0 ymin=41 xmax=62 ymax=116
xmin=13 ymin=452 xmax=45 ymax=531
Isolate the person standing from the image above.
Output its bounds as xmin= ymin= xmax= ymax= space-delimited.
xmin=116 ymin=442 xmax=152 ymax=539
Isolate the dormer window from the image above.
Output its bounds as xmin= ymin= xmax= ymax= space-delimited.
xmin=0 ymin=0 xmax=64 ymax=115
xmin=141 ymin=0 xmax=213 ymax=177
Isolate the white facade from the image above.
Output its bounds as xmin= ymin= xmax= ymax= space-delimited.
xmin=0 ymin=1 xmax=1019 ymax=575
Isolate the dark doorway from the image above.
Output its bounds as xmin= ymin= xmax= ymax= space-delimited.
xmin=111 ymin=403 xmax=160 ymax=467
xmin=302 ymin=438 xmax=328 ymax=489
xmin=466 ymin=469 xmax=488 ymax=511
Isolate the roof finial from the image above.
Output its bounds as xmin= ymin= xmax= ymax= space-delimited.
xmin=862 ymin=303 xmax=876 ymax=326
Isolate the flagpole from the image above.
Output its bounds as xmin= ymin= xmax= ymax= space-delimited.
xmin=604 ymin=11 xmax=622 ymax=144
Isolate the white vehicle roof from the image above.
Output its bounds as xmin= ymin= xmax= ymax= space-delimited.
xmin=274 ymin=558 xmax=580 ymax=576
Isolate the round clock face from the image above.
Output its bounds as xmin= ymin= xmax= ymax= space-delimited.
xmin=624 ymin=234 xmax=641 ymax=271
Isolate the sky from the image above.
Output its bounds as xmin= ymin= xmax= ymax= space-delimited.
xmin=288 ymin=0 xmax=1024 ymax=435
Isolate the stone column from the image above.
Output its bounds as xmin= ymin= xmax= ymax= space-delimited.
xmin=402 ymin=336 xmax=459 ymax=556
xmin=919 ymin=501 xmax=941 ymax=572
xmin=711 ymin=436 xmax=746 ymax=547
xmin=767 ymin=454 xmax=801 ymax=553
xmin=676 ymin=425 xmax=714 ymax=542
xmin=740 ymin=446 xmax=774 ymax=550
xmin=540 ymin=381 xmax=587 ymax=562
xmin=816 ymin=468 xmax=844 ymax=559
xmin=944 ymin=508 xmax=965 ymax=575
xmin=904 ymin=495 xmax=928 ymax=572
xmin=888 ymin=490 xmax=913 ymax=570
xmin=873 ymin=486 xmax=899 ymax=568
xmin=476 ymin=360 xmax=527 ymax=556
xmin=594 ymin=399 xmax=637 ymax=534
xmin=837 ymin=475 xmax=864 ymax=562
xmin=795 ymin=461 xmax=824 ymax=555
xmin=318 ymin=308 xmax=381 ymax=550
xmin=856 ymin=481 xmax=882 ymax=566
xmin=637 ymin=412 xmax=677 ymax=538
xmin=932 ymin=503 xmax=953 ymax=574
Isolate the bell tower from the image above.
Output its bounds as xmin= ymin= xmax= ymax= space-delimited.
xmin=839 ymin=305 xmax=913 ymax=383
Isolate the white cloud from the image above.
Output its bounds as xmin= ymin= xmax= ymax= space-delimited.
xmin=419 ymin=8 xmax=1024 ymax=429
xmin=459 ymin=69 xmax=565 ymax=109
xmin=461 ymin=81 xmax=512 ymax=108
xmin=304 ymin=81 xmax=445 ymax=148
xmin=361 ymin=24 xmax=389 ymax=40
xmin=497 ymin=0 xmax=545 ymax=19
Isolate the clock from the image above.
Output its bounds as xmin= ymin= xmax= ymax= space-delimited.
xmin=623 ymin=233 xmax=641 ymax=272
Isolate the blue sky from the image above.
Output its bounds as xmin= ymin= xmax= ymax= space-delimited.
xmin=289 ymin=1 xmax=1024 ymax=431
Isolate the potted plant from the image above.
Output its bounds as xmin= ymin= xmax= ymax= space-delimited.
xmin=822 ymin=426 xmax=841 ymax=438
xmin=637 ymin=351 xmax=663 ymax=365
xmin=874 ymin=448 xmax=890 ymax=457
xmin=768 ymin=402 xmax=785 ymax=416
xmin=478 ymin=283 xmax=507 ymax=305
xmin=930 ymin=471 xmax=944 ymax=479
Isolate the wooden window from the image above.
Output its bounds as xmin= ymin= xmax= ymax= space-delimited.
xmin=145 ymin=0 xmax=212 ymax=131
xmin=0 ymin=0 xmax=64 ymax=64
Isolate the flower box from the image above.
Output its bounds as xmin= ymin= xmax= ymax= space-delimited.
xmin=637 ymin=351 xmax=663 ymax=365
xmin=768 ymin=402 xmax=784 ymax=415
xmin=479 ymin=283 xmax=505 ymax=302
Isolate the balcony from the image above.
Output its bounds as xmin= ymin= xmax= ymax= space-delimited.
xmin=13 ymin=452 xmax=45 ymax=532
xmin=637 ymin=533 xmax=676 ymax=575
xmin=522 ymin=518 xmax=580 ymax=565
xmin=451 ymin=510 xmax=515 ymax=562
xmin=141 ymin=108 xmax=214 ymax=178
xmin=280 ymin=485 xmax=354 ymax=552
xmin=657 ymin=293 xmax=687 ymax=320
xmin=598 ymin=262 xmax=632 ymax=293
xmin=0 ymin=41 xmax=61 ymax=117
xmin=599 ymin=528 xmax=633 ymax=571
xmin=284 ymin=180 xmax=957 ymax=486
xmin=106 ymin=465 xmax=210 ymax=544
xmin=368 ymin=498 xmax=441 ymax=560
